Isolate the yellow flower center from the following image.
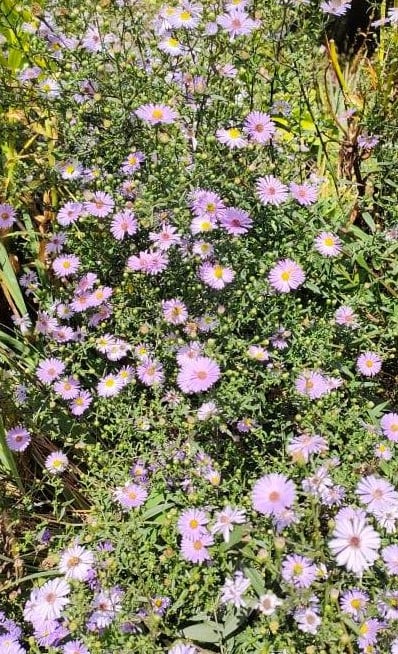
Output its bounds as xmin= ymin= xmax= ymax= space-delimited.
xmin=105 ymin=378 xmax=116 ymax=387
xmin=324 ymin=237 xmax=335 ymax=247
xmin=128 ymin=155 xmax=137 ymax=165
xmin=351 ymin=598 xmax=362 ymax=609
xmin=281 ymin=271 xmax=291 ymax=281
xmin=292 ymin=563 xmax=303 ymax=575
xmin=62 ymin=261 xmax=71 ymax=269
xmin=228 ymin=128 xmax=241 ymax=139
xmin=180 ymin=10 xmax=191 ymax=21
xmin=65 ymin=165 xmax=75 ymax=174
xmin=214 ymin=265 xmax=224 ymax=279
xmin=193 ymin=540 xmax=203 ymax=550
xmin=152 ymin=108 xmax=164 ymax=120
xmin=359 ymin=623 xmax=369 ymax=635
xmin=167 ymin=37 xmax=179 ymax=47
xmin=365 ymin=360 xmax=374 ymax=368
xmin=189 ymin=519 xmax=199 ymax=529
xmin=128 ymin=491 xmax=137 ymax=500
xmin=200 ymin=220 xmax=212 ymax=231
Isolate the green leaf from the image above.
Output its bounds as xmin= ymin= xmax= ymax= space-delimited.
xmin=142 ymin=502 xmax=174 ymax=520
xmin=0 ymin=241 xmax=27 ymax=316
xmin=219 ymin=525 xmax=246 ymax=552
xmin=243 ymin=567 xmax=266 ymax=597
xmin=362 ymin=212 xmax=376 ymax=232
xmin=182 ymin=622 xmax=222 ymax=643
xmin=223 ymin=613 xmax=245 ymax=639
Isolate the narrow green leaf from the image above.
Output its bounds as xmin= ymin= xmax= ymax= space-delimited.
xmin=182 ymin=622 xmax=222 ymax=643
xmin=0 ymin=241 xmax=27 ymax=316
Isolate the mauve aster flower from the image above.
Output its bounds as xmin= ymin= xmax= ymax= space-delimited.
xmin=135 ymin=103 xmax=177 ymax=125
xmin=114 ymin=482 xmax=148 ymax=509
xmin=85 ymin=191 xmax=114 ymax=218
xmin=219 ymin=207 xmax=253 ymax=235
xmin=168 ymin=5 xmax=202 ymax=29
xmin=256 ymin=175 xmax=288 ymax=206
xmin=252 ymin=473 xmax=296 ymax=516
xmin=177 ymin=508 xmax=209 ymax=539
xmin=290 ymin=182 xmax=318 ymax=205
xmin=110 ymin=210 xmax=138 ymax=240
xmin=378 ymin=591 xmax=398 ymax=620
xmin=357 ymin=618 xmax=383 ymax=650
xmin=45 ymin=451 xmax=69 ymax=474
xmin=168 ymin=644 xmax=197 ymax=654
xmin=268 ymin=259 xmax=305 ymax=292
xmin=220 ymin=571 xmax=250 ymax=608
xmin=374 ymin=442 xmax=392 ymax=460
xmin=211 ymin=506 xmax=246 ymax=542
xmin=217 ymin=8 xmax=258 ymax=38
xmin=52 ymin=255 xmax=80 ymax=278
xmin=0 ymin=203 xmax=17 ymax=229
xmin=356 ymin=475 xmax=398 ymax=513
xmin=287 ymin=433 xmax=328 ymax=462
xmin=295 ymin=371 xmax=329 ymax=399
xmin=63 ymin=641 xmax=90 ymax=654
xmin=281 ymin=554 xmax=317 ymax=588
xmin=320 ymin=0 xmax=350 ymax=16
xmin=97 ymin=374 xmax=124 ymax=397
xmin=127 ymin=250 xmax=169 ymax=274
xmin=158 ymin=36 xmax=186 ymax=56
xmin=340 ymin=588 xmax=369 ymax=620
xmin=382 ymin=544 xmax=398 ymax=575
xmin=294 ymin=606 xmax=321 ymax=634
xmin=334 ymin=305 xmax=359 ymax=328
xmin=192 ymin=241 xmax=214 ymax=259
xmin=357 ymin=351 xmax=382 ymax=377
xmin=137 ymin=357 xmax=164 ymax=386
xmin=380 ymin=412 xmax=398 ymax=442
xmin=59 ymin=544 xmax=94 ymax=581
xmin=329 ymin=512 xmax=380 ymax=575
xmin=162 ymin=299 xmax=188 ymax=325
xmin=256 ymin=591 xmax=283 ymax=616
xmin=177 ymin=356 xmax=220 ymax=393
xmin=149 ymin=223 xmax=181 ymax=250
xmin=121 ymin=151 xmax=145 ymax=175
xmin=190 ymin=189 xmax=225 ymax=220
xmin=216 ymin=127 xmax=247 ymax=149
xmin=190 ymin=215 xmax=217 ymax=234
xmin=36 ymin=357 xmax=66 ymax=384
xmin=33 ymin=578 xmax=70 ymax=621
xmin=244 ymin=111 xmax=275 ymax=143
xmin=53 ymin=377 xmax=80 ymax=400
xmin=199 ymin=262 xmax=235 ymax=289
xmin=6 ymin=426 xmax=31 ymax=452
xmin=247 ymin=345 xmax=269 ymax=361
xmin=197 ymin=401 xmax=218 ymax=420
xmin=180 ymin=532 xmax=213 ymax=563
xmin=314 ymin=231 xmax=342 ymax=257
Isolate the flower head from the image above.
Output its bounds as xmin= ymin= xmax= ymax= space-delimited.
xmin=329 ymin=512 xmax=380 ymax=575
xmin=177 ymin=356 xmax=221 ymax=393
xmin=59 ymin=544 xmax=94 ymax=581
xmin=314 ymin=231 xmax=342 ymax=257
xmin=252 ymin=473 xmax=296 ymax=516
xmin=357 ymin=352 xmax=382 ymax=377
xmin=256 ymin=175 xmax=288 ymax=206
xmin=135 ymin=103 xmax=177 ymax=125
xmin=6 ymin=426 xmax=31 ymax=452
xmin=268 ymin=259 xmax=305 ymax=293
xmin=45 ymin=451 xmax=69 ymax=474
xmin=380 ymin=412 xmax=398 ymax=442
xmin=244 ymin=111 xmax=275 ymax=143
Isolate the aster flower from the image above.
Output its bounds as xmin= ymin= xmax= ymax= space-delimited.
xmin=252 ymin=473 xmax=296 ymax=516
xmin=294 ymin=606 xmax=321 ymax=634
xmin=190 ymin=215 xmax=218 ymax=234
xmin=177 ymin=356 xmax=220 ymax=393
xmin=162 ymin=299 xmax=188 ymax=325
xmin=256 ymin=175 xmax=288 ymax=206
xmin=0 ymin=203 xmax=17 ymax=229
xmin=114 ymin=482 xmax=148 ymax=510
xmin=340 ymin=588 xmax=369 ymax=620
xmin=256 ymin=591 xmax=283 ymax=615
xmin=374 ymin=442 xmax=392 ymax=460
xmin=45 ymin=451 xmax=69 ymax=474
xmin=329 ymin=512 xmax=380 ymax=575
xmin=6 ymin=426 xmax=31 ymax=452
xmin=295 ymin=371 xmax=329 ymax=399
xmin=356 ymin=475 xmax=398 ymax=513
xmin=357 ymin=351 xmax=382 ymax=377
xmin=190 ymin=189 xmax=225 ymax=220
xmin=197 ymin=401 xmax=218 ymax=420
xmin=281 ymin=554 xmax=317 ymax=588
xmin=127 ymin=250 xmax=169 ymax=275
xmin=216 ymin=127 xmax=247 ymax=149
xmin=320 ymin=0 xmax=351 ymax=15
xmin=39 ymin=77 xmax=60 ymax=99
xmin=159 ymin=35 xmax=186 ymax=56
xmin=151 ymin=596 xmax=171 ymax=616
xmin=89 ymin=587 xmax=123 ymax=628
xmin=53 ymin=377 xmax=80 ymax=400
xmin=168 ymin=644 xmax=197 ymax=654
xmin=287 ymin=433 xmax=328 ymax=462
xmin=247 ymin=345 xmax=269 ymax=361
xmin=211 ymin=506 xmax=246 ymax=542
xmin=268 ymin=259 xmax=305 ymax=292
xmin=52 ymin=255 xmax=80 ymax=278
xmin=85 ymin=191 xmax=114 ymax=218
xmin=382 ymin=544 xmax=398 ymax=575
xmin=110 ymin=210 xmax=138 ymax=240
xmin=59 ymin=544 xmax=94 ymax=581
xmin=244 ymin=111 xmax=276 ymax=143
xmin=357 ymin=618 xmax=383 ymax=650
xmin=192 ymin=241 xmax=214 ymax=258
xmin=97 ymin=374 xmax=124 ymax=397
xmin=168 ymin=5 xmax=202 ymax=29
xmin=136 ymin=357 xmax=164 ymax=386
xmin=36 ymin=357 xmax=65 ymax=384
xmin=180 ymin=533 xmax=214 ymax=563
xmin=220 ymin=571 xmax=250 ymax=608
xmin=199 ymin=262 xmax=235 ymax=289
xmin=121 ymin=151 xmax=145 ymax=175
xmin=290 ymin=182 xmax=318 ymax=206
xmin=219 ymin=207 xmax=253 ymax=235
xmin=149 ymin=223 xmax=181 ymax=250
xmin=314 ymin=231 xmax=342 ymax=257
xmin=177 ymin=508 xmax=209 ymax=539
xmin=135 ymin=103 xmax=177 ymax=125
xmin=217 ymin=8 xmax=258 ymax=38
xmin=63 ymin=641 xmax=90 ymax=654
xmin=334 ymin=305 xmax=359 ymax=328
xmin=32 ymin=578 xmax=70 ymax=621
xmin=380 ymin=412 xmax=398 ymax=442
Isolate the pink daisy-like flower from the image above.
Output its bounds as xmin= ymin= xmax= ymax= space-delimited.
xmin=135 ymin=103 xmax=178 ymax=125
xmin=33 ymin=578 xmax=70 ymax=621
xmin=357 ymin=351 xmax=382 ymax=377
xmin=217 ymin=8 xmax=258 ymax=38
xmin=121 ymin=151 xmax=145 ymax=175
xmin=70 ymin=390 xmax=93 ymax=416
xmin=97 ymin=374 xmax=124 ymax=397
xmin=219 ymin=207 xmax=253 ymax=235
xmin=247 ymin=345 xmax=269 ymax=361
xmin=334 ymin=305 xmax=359 ymax=328
xmin=168 ymin=644 xmax=197 ymax=654
xmin=199 ymin=262 xmax=235 ymax=290
xmin=268 ymin=258 xmax=305 ymax=293
xmin=295 ymin=371 xmax=329 ymax=399
xmin=281 ymin=554 xmax=317 ymax=588
xmin=190 ymin=215 xmax=218 ymax=235
xmin=314 ymin=232 xmax=342 ymax=257
xmin=149 ymin=223 xmax=181 ymax=250
xmin=177 ymin=356 xmax=220 ymax=394
xmin=63 ymin=640 xmax=90 ymax=654
xmin=256 ymin=175 xmax=288 ymax=206
xmin=36 ymin=357 xmax=66 ymax=384
xmin=127 ymin=250 xmax=169 ymax=275
xmin=114 ymin=482 xmax=148 ymax=510
xmin=287 ymin=433 xmax=328 ymax=463
xmin=216 ymin=127 xmax=247 ymax=149
xmin=252 ymin=473 xmax=296 ymax=516
xmin=53 ymin=377 xmax=81 ymax=400
xmin=45 ymin=451 xmax=69 ymax=474
xmin=244 ymin=111 xmax=276 ymax=143
xmin=177 ymin=508 xmax=209 ymax=539
xmin=168 ymin=5 xmax=202 ymax=29
xmin=289 ymin=182 xmax=318 ymax=206
xmin=110 ymin=210 xmax=138 ymax=240
xmin=382 ymin=544 xmax=398 ymax=575
xmin=85 ymin=191 xmax=115 ymax=218
xmin=190 ymin=189 xmax=225 ymax=220
xmin=52 ymin=255 xmax=80 ymax=278
xmin=329 ymin=512 xmax=380 ymax=575
xmin=158 ymin=36 xmax=186 ymax=56
xmin=221 ymin=571 xmax=251 ymax=608
xmin=211 ymin=506 xmax=246 ymax=542
xmin=6 ymin=425 xmax=31 ymax=452
xmin=0 ymin=203 xmax=17 ymax=229
xmin=320 ymin=0 xmax=351 ymax=16
xmin=380 ymin=412 xmax=398 ymax=442
xmin=356 ymin=475 xmax=398 ymax=513
xmin=340 ymin=588 xmax=369 ymax=620
xmin=176 ymin=341 xmax=202 ymax=364
xmin=137 ymin=357 xmax=164 ymax=386
xmin=59 ymin=544 xmax=94 ymax=581
xmin=162 ymin=299 xmax=188 ymax=325
xmin=180 ymin=533 xmax=214 ymax=564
